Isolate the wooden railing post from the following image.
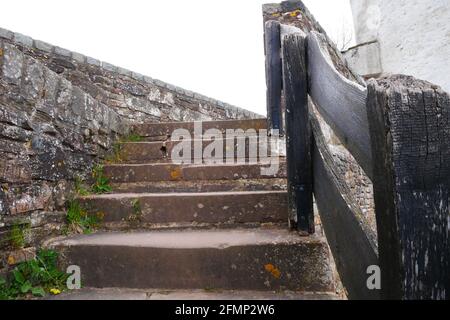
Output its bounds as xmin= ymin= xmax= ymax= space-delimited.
xmin=282 ymin=33 xmax=314 ymax=234
xmin=264 ymin=20 xmax=283 ymax=135
xmin=367 ymin=75 xmax=449 ymax=300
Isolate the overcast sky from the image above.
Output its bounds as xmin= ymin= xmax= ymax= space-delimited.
xmin=1 ymin=0 xmax=354 ymax=115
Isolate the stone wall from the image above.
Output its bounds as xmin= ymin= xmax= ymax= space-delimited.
xmin=347 ymin=0 xmax=450 ymax=93
xmin=0 ymin=39 xmax=128 ymax=267
xmin=0 ymin=27 xmax=262 ymax=124
xmin=0 ymin=27 xmax=261 ymax=270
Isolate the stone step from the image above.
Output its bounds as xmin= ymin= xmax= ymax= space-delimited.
xmin=104 ymin=162 xmax=286 ymax=183
xmin=49 ymin=287 xmax=340 ymax=300
xmin=78 ymin=191 xmax=288 ymax=224
xmin=48 ymin=228 xmax=335 ymax=291
xmin=118 ymin=138 xmax=283 ymax=163
xmin=110 ymin=178 xmax=287 ymax=193
xmin=133 ymin=118 xmax=268 ymax=139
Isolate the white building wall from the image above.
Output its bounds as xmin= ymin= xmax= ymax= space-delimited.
xmin=349 ymin=0 xmax=450 ymax=93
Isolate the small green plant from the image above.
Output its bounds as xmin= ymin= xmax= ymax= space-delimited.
xmin=0 ymin=221 xmax=30 ymax=250
xmin=0 ymin=249 xmax=68 ymax=300
xmin=74 ymin=176 xmax=90 ymax=196
xmin=128 ymin=199 xmax=142 ymax=223
xmin=122 ymin=133 xmax=143 ymax=142
xmin=66 ymin=200 xmax=99 ymax=234
xmin=9 ymin=223 xmax=26 ymax=249
xmin=105 ymin=133 xmax=143 ymax=164
xmin=91 ymin=164 xmax=112 ymax=194
xmin=105 ymin=142 xmax=123 ymax=164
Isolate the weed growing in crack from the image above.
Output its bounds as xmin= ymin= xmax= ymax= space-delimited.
xmin=128 ymin=199 xmax=142 ymax=223
xmin=0 ymin=221 xmax=30 ymax=250
xmin=66 ymin=200 xmax=99 ymax=234
xmin=105 ymin=133 xmax=143 ymax=164
xmin=74 ymin=175 xmax=91 ymax=196
xmin=91 ymin=164 xmax=112 ymax=194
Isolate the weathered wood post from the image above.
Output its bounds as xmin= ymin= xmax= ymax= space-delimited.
xmin=264 ymin=20 xmax=283 ymax=135
xmin=367 ymin=75 xmax=449 ymax=300
xmin=282 ymin=33 xmax=314 ymax=233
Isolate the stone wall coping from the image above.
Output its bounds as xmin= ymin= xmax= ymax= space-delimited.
xmin=0 ymin=26 xmax=262 ymax=119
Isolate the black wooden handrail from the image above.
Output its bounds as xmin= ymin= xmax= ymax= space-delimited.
xmin=264 ymin=16 xmax=449 ymax=300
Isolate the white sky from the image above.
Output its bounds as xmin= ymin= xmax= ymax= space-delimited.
xmin=1 ymin=0 xmax=354 ymax=115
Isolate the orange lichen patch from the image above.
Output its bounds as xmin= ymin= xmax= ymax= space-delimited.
xmin=289 ymin=9 xmax=302 ymax=17
xmin=96 ymin=211 xmax=105 ymax=220
xmin=7 ymin=255 xmax=16 ymax=265
xmin=0 ymin=48 xmax=3 ymax=56
xmin=170 ymin=168 xmax=182 ymax=180
xmin=264 ymin=263 xmax=281 ymax=279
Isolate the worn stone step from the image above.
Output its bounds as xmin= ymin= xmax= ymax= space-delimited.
xmin=78 ymin=191 xmax=288 ymax=224
xmin=110 ymin=178 xmax=287 ymax=193
xmin=118 ymin=138 xmax=283 ymax=163
xmin=49 ymin=287 xmax=340 ymax=300
xmin=48 ymin=228 xmax=335 ymax=291
xmin=133 ymin=118 xmax=268 ymax=139
xmin=104 ymin=162 xmax=286 ymax=183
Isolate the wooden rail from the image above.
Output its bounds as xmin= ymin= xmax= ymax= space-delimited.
xmin=264 ymin=20 xmax=283 ymax=135
xmin=264 ymin=17 xmax=449 ymax=300
xmin=307 ymin=32 xmax=373 ymax=180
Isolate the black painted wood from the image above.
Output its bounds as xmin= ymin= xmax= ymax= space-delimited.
xmin=282 ymin=33 xmax=313 ymax=233
xmin=366 ymin=75 xmax=449 ymax=300
xmin=311 ymin=109 xmax=379 ymax=300
xmin=307 ymin=31 xmax=373 ymax=180
xmin=264 ymin=20 xmax=283 ymax=135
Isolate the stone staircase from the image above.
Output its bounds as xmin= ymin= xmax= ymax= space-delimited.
xmin=47 ymin=118 xmax=338 ymax=299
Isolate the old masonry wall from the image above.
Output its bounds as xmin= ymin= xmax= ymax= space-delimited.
xmin=0 ymin=27 xmax=262 ymax=270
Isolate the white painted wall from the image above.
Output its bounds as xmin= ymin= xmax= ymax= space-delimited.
xmin=350 ymin=0 xmax=450 ymax=93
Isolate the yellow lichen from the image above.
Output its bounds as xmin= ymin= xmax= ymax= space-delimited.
xmin=96 ymin=211 xmax=105 ymax=220
xmin=271 ymin=13 xmax=281 ymax=18
xmin=170 ymin=168 xmax=182 ymax=180
xmin=7 ymin=255 xmax=15 ymax=265
xmin=264 ymin=263 xmax=281 ymax=279
xmin=289 ymin=9 xmax=302 ymax=17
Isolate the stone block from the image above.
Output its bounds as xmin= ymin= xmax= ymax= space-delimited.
xmin=117 ymin=67 xmax=132 ymax=77
xmin=34 ymin=40 xmax=53 ymax=53
xmin=131 ymin=72 xmax=145 ymax=81
xmin=343 ymin=41 xmax=382 ymax=77
xmin=0 ymin=27 xmax=13 ymax=40
xmin=21 ymin=56 xmax=45 ymax=101
xmin=71 ymin=52 xmax=85 ymax=63
xmin=13 ymin=32 xmax=33 ymax=47
xmin=2 ymin=43 xmax=24 ymax=85
xmin=86 ymin=56 xmax=101 ymax=66
xmin=154 ymin=79 xmax=167 ymax=88
xmin=54 ymin=46 xmax=71 ymax=57
xmin=102 ymin=61 xmax=117 ymax=73
xmin=143 ymin=76 xmax=154 ymax=84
